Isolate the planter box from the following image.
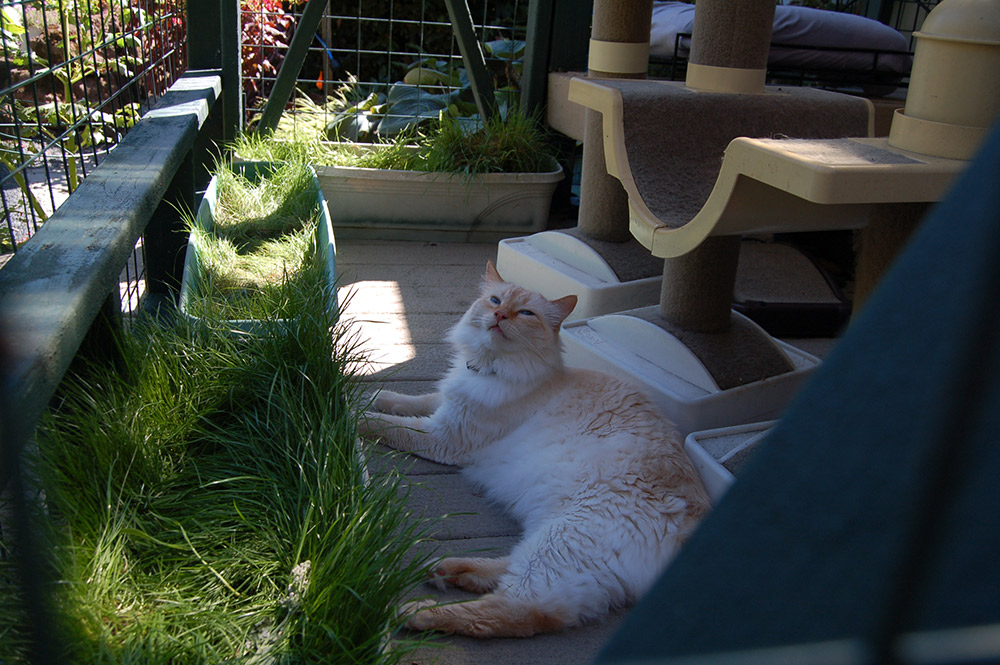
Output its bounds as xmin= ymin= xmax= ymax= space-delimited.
xmin=179 ymin=161 xmax=337 ymax=334
xmin=314 ymin=155 xmax=563 ymax=242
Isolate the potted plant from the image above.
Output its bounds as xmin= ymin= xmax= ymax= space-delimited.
xmin=239 ymin=105 xmax=563 ymax=241
xmin=178 ymin=159 xmax=337 ymax=334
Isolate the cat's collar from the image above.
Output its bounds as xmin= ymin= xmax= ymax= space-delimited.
xmin=466 ymin=360 xmax=497 ymax=376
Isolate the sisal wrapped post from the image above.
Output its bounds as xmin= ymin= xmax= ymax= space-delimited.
xmin=660 ymin=0 xmax=775 ymax=330
xmin=577 ymin=0 xmax=652 ymax=242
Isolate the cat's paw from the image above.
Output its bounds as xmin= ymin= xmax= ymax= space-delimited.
xmin=398 ymin=598 xmax=439 ymax=631
xmin=372 ymin=390 xmax=404 ymax=414
xmin=429 ymin=557 xmax=506 ymax=593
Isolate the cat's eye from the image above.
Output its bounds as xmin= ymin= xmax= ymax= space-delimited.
xmin=518 ymin=310 xmax=535 ymax=316
xmin=490 ymin=296 xmax=501 ymax=305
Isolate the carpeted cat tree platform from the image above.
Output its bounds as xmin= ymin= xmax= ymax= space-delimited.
xmin=498 ymin=0 xmax=869 ymax=328
xmin=499 ymin=0 xmax=973 ymax=435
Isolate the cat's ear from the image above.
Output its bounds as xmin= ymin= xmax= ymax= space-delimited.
xmin=484 ymin=260 xmax=504 ymax=284
xmin=550 ymin=295 xmax=578 ymax=327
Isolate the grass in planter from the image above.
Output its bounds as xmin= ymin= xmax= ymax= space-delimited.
xmin=188 ymin=215 xmax=320 ymax=322
xmin=0 ymin=278 xmax=435 ymax=664
xmin=416 ymin=109 xmax=555 ymax=177
xmin=187 ymin=158 xmax=327 ymax=322
xmin=212 ymin=159 xmax=320 ymax=243
xmin=233 ymin=106 xmax=555 ymax=176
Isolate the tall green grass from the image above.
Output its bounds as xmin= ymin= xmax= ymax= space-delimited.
xmin=212 ymin=159 xmax=320 ymax=244
xmin=185 ymin=159 xmax=328 ymax=323
xmin=234 ymin=107 xmax=555 ymax=176
xmin=0 ymin=219 xmax=433 ymax=665
xmin=187 ymin=216 xmax=321 ymax=323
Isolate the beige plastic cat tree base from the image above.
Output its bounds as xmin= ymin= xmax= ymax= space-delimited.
xmin=554 ymin=77 xmax=964 ymax=432
xmin=684 ymin=421 xmax=777 ymax=503
xmin=561 ymin=310 xmax=817 ymax=437
xmin=496 ymin=230 xmax=662 ymax=321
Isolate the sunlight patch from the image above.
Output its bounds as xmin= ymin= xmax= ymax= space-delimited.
xmin=339 ymin=280 xmax=416 ymax=375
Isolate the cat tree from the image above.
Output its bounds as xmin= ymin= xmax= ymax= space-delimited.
xmin=498 ymin=0 xmax=988 ymax=435
xmin=497 ymin=0 xmax=870 ymax=323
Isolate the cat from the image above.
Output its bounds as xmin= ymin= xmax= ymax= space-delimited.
xmin=359 ymin=261 xmax=710 ymax=638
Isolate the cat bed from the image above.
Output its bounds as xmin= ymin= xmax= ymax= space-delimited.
xmin=650 ymin=1 xmax=913 ymax=89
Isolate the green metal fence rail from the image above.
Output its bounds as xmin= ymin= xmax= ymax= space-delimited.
xmin=0 ymin=68 xmax=222 ymax=482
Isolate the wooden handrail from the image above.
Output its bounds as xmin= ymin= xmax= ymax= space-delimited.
xmin=0 ymin=69 xmax=222 ymax=482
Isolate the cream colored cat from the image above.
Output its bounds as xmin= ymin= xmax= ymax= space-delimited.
xmin=360 ymin=261 xmax=709 ymax=638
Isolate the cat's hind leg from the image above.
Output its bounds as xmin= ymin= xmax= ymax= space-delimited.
xmin=402 ymin=593 xmax=569 ymax=638
xmin=429 ymin=556 xmax=509 ymax=593
xmin=372 ymin=390 xmax=441 ymax=416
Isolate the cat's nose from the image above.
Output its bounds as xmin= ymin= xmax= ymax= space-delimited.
xmin=494 ymin=310 xmax=508 ymax=321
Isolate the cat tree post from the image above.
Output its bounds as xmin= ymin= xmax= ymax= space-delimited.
xmin=658 ymin=0 xmax=776 ymax=332
xmin=577 ymin=0 xmax=652 ymax=242
xmin=855 ymin=0 xmax=1000 ymax=310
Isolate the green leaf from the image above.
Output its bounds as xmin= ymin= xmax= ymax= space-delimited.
xmin=0 ymin=6 xmax=26 ymax=35
xmin=325 ymin=111 xmax=375 ymax=142
xmin=484 ymin=39 xmax=525 ymax=60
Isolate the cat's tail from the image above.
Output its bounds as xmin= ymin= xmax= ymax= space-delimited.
xmin=401 ymin=594 xmax=571 ymax=638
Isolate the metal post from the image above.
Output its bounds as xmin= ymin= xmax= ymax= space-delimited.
xmin=221 ymin=0 xmax=242 ymax=140
xmin=187 ymin=0 xmax=222 ymax=69
xmin=521 ymin=0 xmax=555 ymax=115
xmin=256 ymin=0 xmax=330 ymax=135
xmin=443 ymin=0 xmax=498 ymax=123
xmin=143 ymin=150 xmax=195 ymax=298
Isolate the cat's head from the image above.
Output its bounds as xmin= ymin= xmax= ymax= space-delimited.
xmin=450 ymin=261 xmax=577 ymax=357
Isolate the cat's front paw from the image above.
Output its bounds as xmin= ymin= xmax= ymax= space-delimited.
xmin=429 ymin=557 xmax=505 ymax=593
xmin=398 ymin=598 xmax=439 ymax=631
xmin=356 ymin=411 xmax=386 ymax=439
xmin=371 ymin=390 xmax=403 ymax=414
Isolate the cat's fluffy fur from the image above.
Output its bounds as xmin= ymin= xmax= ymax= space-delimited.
xmin=360 ymin=261 xmax=710 ymax=638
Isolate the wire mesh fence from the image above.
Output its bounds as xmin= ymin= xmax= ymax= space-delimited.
xmin=240 ymin=0 xmax=530 ymax=143
xmin=0 ymin=0 xmax=186 ymax=313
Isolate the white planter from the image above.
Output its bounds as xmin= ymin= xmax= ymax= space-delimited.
xmin=178 ymin=161 xmax=337 ymax=335
xmin=313 ymin=158 xmax=563 ymax=241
